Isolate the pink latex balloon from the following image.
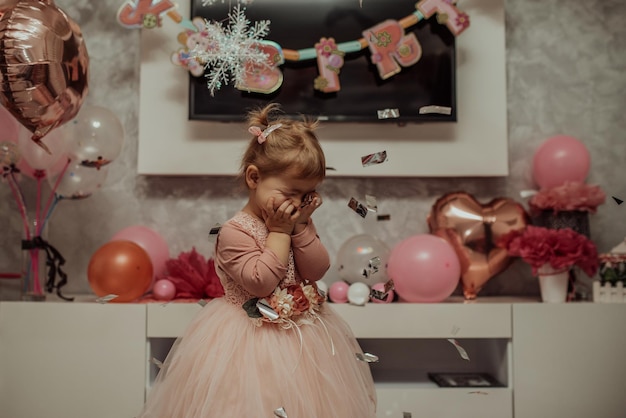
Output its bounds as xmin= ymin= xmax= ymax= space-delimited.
xmin=110 ymin=226 xmax=170 ymax=282
xmin=328 ymin=281 xmax=349 ymax=303
xmin=17 ymin=125 xmax=70 ymax=170
xmin=387 ymin=234 xmax=461 ymax=303
xmin=370 ymin=282 xmax=394 ymax=303
xmin=0 ymin=105 xmax=19 ymax=143
xmin=532 ymin=135 xmax=591 ymax=189
xmin=153 ymin=279 xmax=176 ymax=301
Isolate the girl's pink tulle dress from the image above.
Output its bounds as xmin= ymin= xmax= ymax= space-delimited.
xmin=138 ymin=212 xmax=377 ymax=417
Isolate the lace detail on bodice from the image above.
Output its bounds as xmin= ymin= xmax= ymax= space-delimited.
xmin=218 ymin=212 xmax=297 ymax=306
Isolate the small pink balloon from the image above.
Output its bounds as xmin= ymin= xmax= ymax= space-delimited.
xmin=153 ymin=279 xmax=176 ymax=301
xmin=387 ymin=234 xmax=460 ymax=303
xmin=370 ymin=282 xmax=394 ymax=303
xmin=328 ymin=281 xmax=349 ymax=303
xmin=110 ymin=226 xmax=170 ymax=281
xmin=532 ymin=135 xmax=591 ymax=189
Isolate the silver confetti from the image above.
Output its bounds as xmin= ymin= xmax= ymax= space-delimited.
xmin=418 ymin=105 xmax=452 ymax=115
xmin=348 ymin=197 xmax=368 ymax=218
xmin=208 ymin=224 xmax=222 ymax=242
xmin=403 ymin=413 xmax=412 ymax=418
xmin=365 ymin=194 xmax=378 ymax=212
xmin=355 ymin=352 xmax=379 ymax=363
xmin=274 ymin=407 xmax=288 ymax=417
xmin=361 ymin=151 xmax=388 ymax=167
xmin=198 ymin=299 xmax=208 ymax=307
xmin=150 ymin=357 xmax=164 ymax=369
xmin=447 ymin=338 xmax=470 ymax=361
xmin=95 ymin=294 xmax=118 ymax=304
xmin=377 ymin=108 xmax=400 ymax=119
xmin=370 ymin=279 xmax=394 ymax=300
xmin=257 ymin=299 xmax=279 ymax=321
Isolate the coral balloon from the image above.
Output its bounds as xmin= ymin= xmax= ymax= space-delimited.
xmin=387 ymin=234 xmax=461 ymax=303
xmin=328 ymin=281 xmax=349 ymax=303
xmin=0 ymin=0 xmax=89 ymax=149
xmin=532 ymin=135 xmax=591 ymax=189
xmin=87 ymin=240 xmax=153 ymax=303
xmin=110 ymin=226 xmax=170 ymax=281
xmin=337 ymin=234 xmax=390 ymax=284
xmin=428 ymin=192 xmax=530 ymax=300
xmin=153 ymin=279 xmax=176 ymax=301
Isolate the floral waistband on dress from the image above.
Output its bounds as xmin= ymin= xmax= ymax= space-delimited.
xmin=242 ymin=281 xmax=334 ymax=373
xmin=243 ymin=281 xmax=326 ymax=327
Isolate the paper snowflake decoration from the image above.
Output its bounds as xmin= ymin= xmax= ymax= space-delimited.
xmin=192 ymin=5 xmax=270 ymax=95
xmin=202 ymin=0 xmax=254 ymax=5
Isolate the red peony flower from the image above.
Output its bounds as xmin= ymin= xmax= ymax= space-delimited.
xmin=497 ymin=225 xmax=599 ymax=277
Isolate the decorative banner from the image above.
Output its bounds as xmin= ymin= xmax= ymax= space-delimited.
xmin=178 ymin=0 xmax=470 ymax=95
xmin=117 ymin=0 xmax=182 ymax=29
xmin=362 ymin=19 xmax=421 ymax=80
xmin=417 ymin=0 xmax=470 ymax=36
xmin=314 ymin=38 xmax=345 ymax=93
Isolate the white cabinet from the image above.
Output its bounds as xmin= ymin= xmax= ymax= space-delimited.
xmin=331 ymin=303 xmax=513 ymax=418
xmin=0 ymin=301 xmax=146 ymax=418
xmin=513 ymin=303 xmax=626 ymax=418
xmin=2 ymin=299 xmax=624 ymax=418
xmin=144 ymin=300 xmax=515 ymax=418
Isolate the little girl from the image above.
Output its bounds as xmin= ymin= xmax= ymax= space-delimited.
xmin=139 ymin=103 xmax=377 ymax=417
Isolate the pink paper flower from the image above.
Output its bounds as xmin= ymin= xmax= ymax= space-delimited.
xmin=529 ymin=181 xmax=606 ymax=213
xmin=498 ymin=225 xmax=599 ymax=277
xmin=163 ymin=248 xmax=224 ymax=300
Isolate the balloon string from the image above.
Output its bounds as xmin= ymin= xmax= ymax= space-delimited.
xmin=41 ymin=195 xmax=60 ymax=233
xmin=7 ymin=172 xmax=31 ymax=240
xmin=40 ymin=157 xmax=70 ymax=235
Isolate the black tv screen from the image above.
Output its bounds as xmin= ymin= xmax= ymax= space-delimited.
xmin=188 ymin=0 xmax=457 ymax=123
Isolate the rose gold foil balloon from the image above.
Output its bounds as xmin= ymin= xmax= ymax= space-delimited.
xmin=427 ymin=192 xmax=530 ymax=300
xmin=0 ymin=0 xmax=89 ymax=152
xmin=0 ymin=0 xmax=19 ymax=18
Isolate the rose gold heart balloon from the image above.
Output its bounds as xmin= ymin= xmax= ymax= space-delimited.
xmin=427 ymin=192 xmax=530 ymax=299
xmin=0 ymin=0 xmax=89 ymax=152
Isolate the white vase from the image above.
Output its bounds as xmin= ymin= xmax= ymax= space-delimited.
xmin=538 ymin=270 xmax=569 ymax=303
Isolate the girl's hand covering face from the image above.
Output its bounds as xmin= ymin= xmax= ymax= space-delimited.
xmin=262 ymin=197 xmax=299 ymax=234
xmin=295 ymin=192 xmax=322 ymax=224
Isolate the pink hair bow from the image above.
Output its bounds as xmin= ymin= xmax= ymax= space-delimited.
xmin=248 ymin=123 xmax=282 ymax=144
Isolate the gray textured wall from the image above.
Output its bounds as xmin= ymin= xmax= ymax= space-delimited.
xmin=1 ymin=0 xmax=624 ymax=300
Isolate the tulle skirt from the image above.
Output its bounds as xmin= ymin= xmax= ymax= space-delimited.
xmin=138 ymin=298 xmax=377 ymax=418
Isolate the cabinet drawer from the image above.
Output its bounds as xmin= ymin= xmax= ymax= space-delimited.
xmin=146 ymin=302 xmax=203 ymax=337
xmin=376 ymin=385 xmax=512 ymax=418
xmin=331 ymin=303 xmax=512 ymax=338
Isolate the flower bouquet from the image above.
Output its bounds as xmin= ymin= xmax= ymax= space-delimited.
xmin=497 ymin=225 xmax=599 ymax=277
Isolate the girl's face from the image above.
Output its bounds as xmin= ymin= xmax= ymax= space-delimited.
xmin=246 ymin=166 xmax=320 ymax=218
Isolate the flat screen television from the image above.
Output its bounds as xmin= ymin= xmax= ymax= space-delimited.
xmin=188 ymin=0 xmax=457 ymax=123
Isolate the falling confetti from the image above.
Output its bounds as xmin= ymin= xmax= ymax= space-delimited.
xmin=612 ymin=196 xmax=623 ymax=205
xmin=447 ymin=338 xmax=470 ymax=361
xmin=95 ymin=294 xmax=118 ymax=304
xmin=348 ymin=197 xmax=368 ymax=218
xmin=355 ymin=352 xmax=379 ymax=363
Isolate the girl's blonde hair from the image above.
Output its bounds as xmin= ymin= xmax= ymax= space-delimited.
xmin=239 ymin=103 xmax=326 ymax=184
